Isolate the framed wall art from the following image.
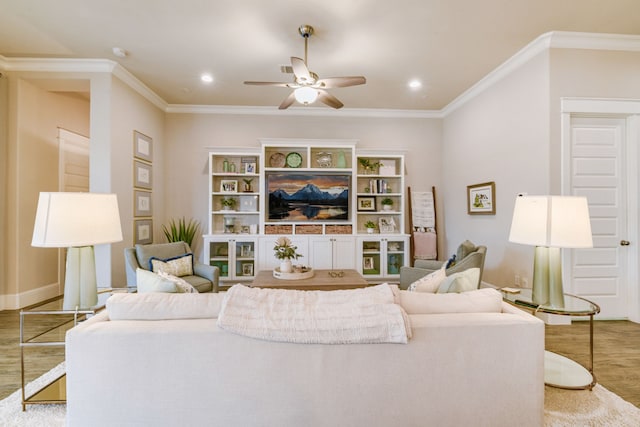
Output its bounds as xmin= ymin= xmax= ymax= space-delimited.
xmin=133 ymin=131 xmax=153 ymax=162
xmin=357 ymin=197 xmax=376 ymax=211
xmin=134 ymin=160 xmax=152 ymax=190
xmin=134 ymin=190 xmax=152 ymax=217
xmin=467 ymin=181 xmax=496 ymax=215
xmin=220 ymin=180 xmax=238 ymax=193
xmin=134 ymin=219 xmax=153 ymax=245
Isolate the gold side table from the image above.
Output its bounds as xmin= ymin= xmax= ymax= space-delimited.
xmin=19 ymin=288 xmax=132 ymax=410
xmin=502 ymin=288 xmax=600 ymax=390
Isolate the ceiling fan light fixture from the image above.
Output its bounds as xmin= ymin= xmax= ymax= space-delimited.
xmin=294 ymin=86 xmax=318 ymax=105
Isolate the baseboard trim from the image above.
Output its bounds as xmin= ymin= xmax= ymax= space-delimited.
xmin=0 ymin=283 xmax=61 ymax=310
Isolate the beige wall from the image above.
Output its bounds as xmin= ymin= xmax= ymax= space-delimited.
xmin=3 ymin=76 xmax=90 ymax=308
xmin=442 ymin=51 xmax=551 ymax=286
xmin=164 ymin=113 xmax=443 ymax=258
xmin=107 ymin=77 xmax=165 ymax=287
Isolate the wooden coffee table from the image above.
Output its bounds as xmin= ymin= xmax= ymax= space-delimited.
xmin=250 ymin=269 xmax=368 ymax=291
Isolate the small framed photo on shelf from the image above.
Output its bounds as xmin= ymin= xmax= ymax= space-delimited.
xmin=378 ymin=217 xmax=396 ymax=233
xmin=240 ymin=225 xmax=250 ymax=234
xmin=133 ymin=131 xmax=153 ymax=162
xmin=363 ymin=256 xmax=375 ymax=271
xmin=133 ymin=190 xmax=152 ymax=217
xmin=244 ymin=162 xmax=256 ymax=174
xmin=357 ymin=196 xmax=376 ymax=211
xmin=220 ymin=180 xmax=238 ymax=193
xmin=134 ymin=219 xmax=153 ymax=245
xmin=467 ymin=181 xmax=496 ymax=215
xmin=134 ymin=160 xmax=152 ymax=190
xmin=240 ymin=244 xmax=253 ymax=257
xmin=242 ymin=263 xmax=254 ymax=276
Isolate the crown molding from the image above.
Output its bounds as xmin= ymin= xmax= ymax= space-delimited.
xmin=111 ymin=63 xmax=167 ymax=110
xmin=442 ymin=31 xmax=640 ymax=117
xmin=165 ymin=103 xmax=442 ymax=119
xmin=0 ymin=56 xmax=116 ymax=73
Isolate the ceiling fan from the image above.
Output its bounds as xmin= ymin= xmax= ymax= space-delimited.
xmin=244 ymin=25 xmax=366 ymax=110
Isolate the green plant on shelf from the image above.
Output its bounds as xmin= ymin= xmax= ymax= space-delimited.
xmin=381 ymin=198 xmax=393 ymax=206
xmin=221 ymin=197 xmax=236 ymax=209
xmin=364 ymin=220 xmax=376 ymax=230
xmin=358 ymin=158 xmax=381 ymax=174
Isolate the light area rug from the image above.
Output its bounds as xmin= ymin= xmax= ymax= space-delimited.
xmin=1 ymin=363 xmax=639 ymax=426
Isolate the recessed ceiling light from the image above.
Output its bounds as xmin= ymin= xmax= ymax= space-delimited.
xmin=408 ymin=80 xmax=422 ymax=89
xmin=201 ymin=73 xmax=214 ymax=84
xmin=112 ymin=47 xmax=128 ymax=58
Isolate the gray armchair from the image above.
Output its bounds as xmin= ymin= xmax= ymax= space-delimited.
xmin=124 ymin=241 xmax=219 ymax=292
xmin=400 ymin=241 xmax=486 ymax=290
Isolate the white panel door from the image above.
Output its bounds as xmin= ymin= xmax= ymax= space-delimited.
xmin=569 ymin=117 xmax=628 ymax=318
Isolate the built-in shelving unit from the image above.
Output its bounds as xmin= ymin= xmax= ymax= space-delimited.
xmin=203 ymin=141 xmax=409 ymax=284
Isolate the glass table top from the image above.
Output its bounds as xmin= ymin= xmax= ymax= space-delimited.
xmin=501 ymin=288 xmax=600 ymax=316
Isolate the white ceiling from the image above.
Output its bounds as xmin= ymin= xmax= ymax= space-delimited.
xmin=1 ymin=0 xmax=639 ymax=110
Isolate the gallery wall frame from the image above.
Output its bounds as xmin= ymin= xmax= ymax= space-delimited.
xmin=467 ymin=181 xmax=496 ymax=215
xmin=133 ymin=131 xmax=153 ymax=162
xmin=134 ymin=160 xmax=153 ymax=190
xmin=134 ymin=219 xmax=153 ymax=245
xmin=134 ymin=190 xmax=152 ymax=217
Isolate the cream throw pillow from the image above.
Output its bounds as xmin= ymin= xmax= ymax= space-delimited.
xmin=136 ymin=268 xmax=178 ymax=293
xmin=408 ymin=264 xmax=447 ymax=293
xmin=157 ymin=271 xmax=197 ymax=293
xmin=437 ymin=268 xmax=480 ymax=293
xmin=150 ymin=253 xmax=193 ymax=277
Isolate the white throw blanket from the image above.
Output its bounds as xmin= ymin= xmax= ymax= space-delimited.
xmin=217 ymin=283 xmax=412 ymax=344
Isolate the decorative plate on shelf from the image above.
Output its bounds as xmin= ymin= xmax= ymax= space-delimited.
xmin=286 ymin=152 xmax=303 ymax=168
xmin=269 ymin=152 xmax=286 ymax=168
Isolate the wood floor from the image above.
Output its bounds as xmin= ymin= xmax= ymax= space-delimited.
xmin=0 ymin=308 xmax=639 ymax=407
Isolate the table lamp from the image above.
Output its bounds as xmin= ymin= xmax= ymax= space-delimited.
xmin=508 ymin=195 xmax=593 ymax=308
xmin=31 ymin=192 xmax=123 ymax=310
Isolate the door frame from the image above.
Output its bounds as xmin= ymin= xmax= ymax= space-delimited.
xmin=561 ymin=98 xmax=640 ymax=322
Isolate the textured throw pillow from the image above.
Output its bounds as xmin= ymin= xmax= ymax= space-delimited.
xmin=408 ymin=265 xmax=447 ymax=293
xmin=149 ymin=253 xmax=193 ymax=277
xmin=157 ymin=271 xmax=197 ymax=293
xmin=437 ymin=268 xmax=480 ymax=293
xmin=136 ymin=268 xmax=178 ymax=293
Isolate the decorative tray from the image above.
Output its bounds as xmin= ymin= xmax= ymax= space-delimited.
xmin=273 ymin=267 xmax=314 ymax=280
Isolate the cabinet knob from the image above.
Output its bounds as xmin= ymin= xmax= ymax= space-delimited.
xmin=621 ymin=240 xmax=630 ymax=246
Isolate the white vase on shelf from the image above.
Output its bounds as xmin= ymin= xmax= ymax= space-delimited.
xmin=280 ymin=259 xmax=293 ymax=273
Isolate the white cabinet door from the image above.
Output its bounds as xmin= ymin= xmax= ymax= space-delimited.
xmin=308 ymin=236 xmax=356 ymax=270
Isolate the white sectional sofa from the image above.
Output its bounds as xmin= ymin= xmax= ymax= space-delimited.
xmin=66 ymin=288 xmax=545 ymax=427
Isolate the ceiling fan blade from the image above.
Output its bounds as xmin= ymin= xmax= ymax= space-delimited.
xmin=290 ymin=57 xmax=314 ymax=84
xmin=316 ymin=76 xmax=366 ymax=88
xmin=317 ymin=89 xmax=343 ymax=109
xmin=244 ymin=81 xmax=294 ymax=88
xmin=278 ymin=91 xmax=297 ymax=110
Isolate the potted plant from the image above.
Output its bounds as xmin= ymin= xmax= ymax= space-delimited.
xmin=358 ymin=158 xmax=381 ymax=174
xmin=221 ymin=197 xmax=236 ymax=210
xmin=242 ymin=178 xmax=253 ymax=192
xmin=381 ymin=198 xmax=394 ymax=211
xmin=162 ymin=217 xmax=200 ymax=247
xmin=273 ymin=237 xmax=302 ymax=273
xmin=364 ymin=220 xmax=377 ymax=234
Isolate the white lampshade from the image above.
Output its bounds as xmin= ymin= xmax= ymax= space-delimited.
xmin=32 ymin=192 xmax=123 ymax=248
xmin=509 ymin=195 xmax=593 ymax=249
xmin=294 ymin=86 xmax=318 ymax=105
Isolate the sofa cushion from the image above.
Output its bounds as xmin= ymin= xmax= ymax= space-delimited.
xmin=150 ymin=253 xmax=194 ymax=277
xmin=157 ymin=271 xmax=197 ymax=293
xmin=136 ymin=268 xmax=178 ymax=293
xmin=106 ymin=292 xmax=224 ymax=320
xmin=398 ymin=287 xmax=502 ymax=314
xmin=135 ymin=242 xmax=189 ymax=271
xmin=407 ymin=265 xmax=447 ymax=293
xmin=437 ymin=268 xmax=480 ymax=293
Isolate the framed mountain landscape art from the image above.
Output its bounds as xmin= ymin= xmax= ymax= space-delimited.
xmin=266 ymin=172 xmax=350 ymax=222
